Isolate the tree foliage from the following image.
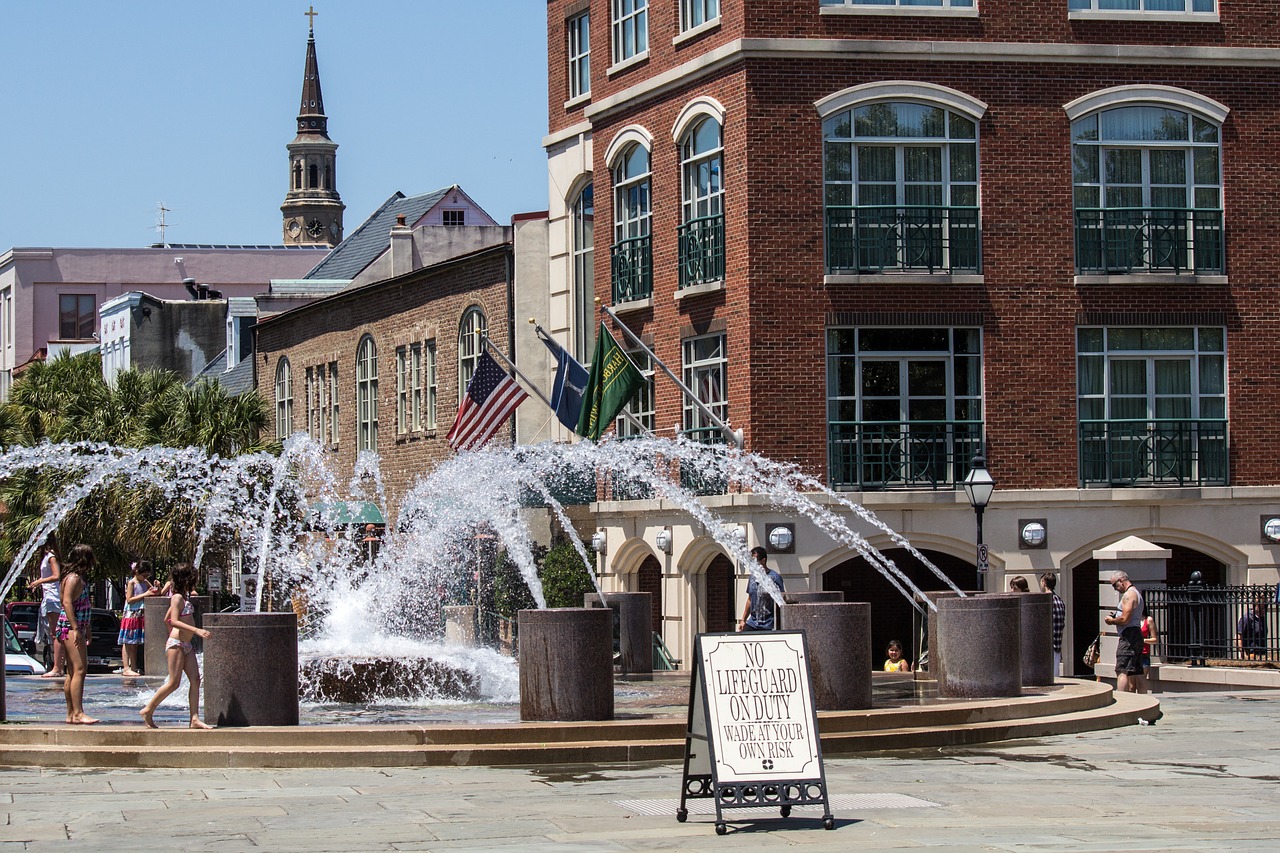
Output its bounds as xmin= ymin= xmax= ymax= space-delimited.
xmin=0 ymin=350 xmax=276 ymax=584
xmin=492 ymin=539 xmax=598 ymax=615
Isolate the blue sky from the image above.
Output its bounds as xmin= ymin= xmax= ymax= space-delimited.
xmin=0 ymin=2 xmax=549 ymax=249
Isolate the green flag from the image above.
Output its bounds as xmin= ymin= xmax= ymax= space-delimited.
xmin=575 ymin=322 xmax=644 ymax=441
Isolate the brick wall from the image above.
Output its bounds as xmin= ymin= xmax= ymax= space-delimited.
xmin=255 ymin=246 xmax=514 ymax=517
xmin=558 ymin=15 xmax=1280 ymax=489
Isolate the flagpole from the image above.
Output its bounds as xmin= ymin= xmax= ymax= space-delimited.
xmin=480 ymin=334 xmax=554 ymax=412
xmin=530 ymin=320 xmax=653 ymax=437
xmin=598 ymin=302 xmax=743 ymax=448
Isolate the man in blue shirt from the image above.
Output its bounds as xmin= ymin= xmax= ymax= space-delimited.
xmin=738 ymin=546 xmax=784 ymax=632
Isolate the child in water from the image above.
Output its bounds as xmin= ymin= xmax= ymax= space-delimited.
xmin=884 ymin=639 xmax=912 ymax=673
xmin=140 ymin=563 xmax=212 ymax=729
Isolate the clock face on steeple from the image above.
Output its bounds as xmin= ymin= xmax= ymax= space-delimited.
xmin=307 ymin=218 xmax=325 ymax=239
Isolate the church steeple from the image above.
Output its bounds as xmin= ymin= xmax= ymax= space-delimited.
xmin=282 ymin=6 xmax=344 ymax=247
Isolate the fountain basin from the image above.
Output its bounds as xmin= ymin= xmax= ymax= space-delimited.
xmin=300 ymin=655 xmax=480 ymax=704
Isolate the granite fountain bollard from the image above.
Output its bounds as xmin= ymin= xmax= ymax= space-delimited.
xmin=935 ymin=594 xmax=1022 ymax=698
xmin=1017 ymin=591 xmax=1056 ymax=686
xmin=923 ymin=590 xmax=963 ymax=683
xmin=779 ymin=601 xmax=872 ymax=710
xmin=519 ymin=608 xmax=614 ymax=721
xmin=202 ymin=612 xmax=299 ymax=726
xmin=142 ymin=597 xmax=169 ymax=676
xmin=778 ymin=590 xmax=844 ymax=627
xmin=443 ymin=605 xmax=477 ymax=647
xmin=584 ymin=591 xmax=653 ymax=675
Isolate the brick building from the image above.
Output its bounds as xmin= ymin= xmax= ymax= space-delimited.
xmin=543 ymin=0 xmax=1280 ymax=672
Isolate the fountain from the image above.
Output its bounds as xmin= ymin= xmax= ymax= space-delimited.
xmin=0 ymin=433 xmax=972 ymax=725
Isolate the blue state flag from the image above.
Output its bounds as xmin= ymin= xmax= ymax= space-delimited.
xmin=540 ymin=330 xmax=590 ymax=431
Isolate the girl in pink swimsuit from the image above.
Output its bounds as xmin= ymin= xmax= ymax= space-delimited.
xmin=141 ymin=563 xmax=212 ymax=729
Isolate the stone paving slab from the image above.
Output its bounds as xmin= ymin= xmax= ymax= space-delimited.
xmin=1 ymin=691 xmax=1279 ymax=851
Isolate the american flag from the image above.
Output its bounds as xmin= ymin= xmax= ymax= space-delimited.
xmin=446 ymin=351 xmax=528 ymax=451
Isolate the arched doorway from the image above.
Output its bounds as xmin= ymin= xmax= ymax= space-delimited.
xmin=821 ymin=548 xmax=971 ymax=672
xmin=705 ymin=555 xmax=735 ymax=633
xmin=1071 ymin=541 xmax=1226 ymax=676
xmin=637 ymin=555 xmax=663 ymax=634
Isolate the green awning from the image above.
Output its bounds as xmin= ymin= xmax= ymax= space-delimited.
xmin=307 ymin=501 xmax=385 ymax=528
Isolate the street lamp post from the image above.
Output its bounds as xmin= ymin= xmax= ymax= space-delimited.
xmin=961 ymin=454 xmax=996 ymax=591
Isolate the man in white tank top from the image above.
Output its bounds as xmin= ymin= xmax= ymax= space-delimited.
xmin=1104 ymin=571 xmax=1145 ymax=693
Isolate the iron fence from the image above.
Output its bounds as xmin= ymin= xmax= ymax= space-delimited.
xmin=1074 ymin=207 xmax=1224 ymax=275
xmin=1078 ymin=418 xmax=1228 ymax=487
xmin=828 ymin=420 xmax=983 ymax=491
xmin=825 ymin=204 xmax=981 ymax=275
xmin=611 ymin=235 xmax=653 ymax=303
xmin=678 ymin=213 xmax=725 ymax=289
xmin=1145 ymin=584 xmax=1277 ymax=665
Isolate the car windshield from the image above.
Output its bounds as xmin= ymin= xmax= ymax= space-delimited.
xmin=10 ymin=605 xmax=37 ymax=623
xmin=4 ymin=620 xmax=21 ymax=655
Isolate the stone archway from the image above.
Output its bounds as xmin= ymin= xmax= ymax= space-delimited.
xmin=705 ymin=555 xmax=735 ymax=633
xmin=637 ymin=555 xmax=663 ymax=633
xmin=821 ymin=548 xmax=971 ymax=672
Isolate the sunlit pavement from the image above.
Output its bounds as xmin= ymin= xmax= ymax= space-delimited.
xmin=1 ymin=690 xmax=1277 ymax=851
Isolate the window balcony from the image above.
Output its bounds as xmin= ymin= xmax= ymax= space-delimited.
xmin=1074 ymin=208 xmax=1223 ymax=275
xmin=611 ymin=235 xmax=652 ymax=304
xmin=678 ymin=213 xmax=725 ymax=289
xmin=825 ymin=205 xmax=981 ymax=275
xmin=1079 ymin=418 xmax=1228 ymax=487
xmin=828 ymin=419 xmax=984 ymax=491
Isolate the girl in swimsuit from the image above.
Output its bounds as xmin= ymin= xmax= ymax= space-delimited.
xmin=141 ymin=563 xmax=212 ymax=729
xmin=56 ymin=544 xmax=98 ymax=725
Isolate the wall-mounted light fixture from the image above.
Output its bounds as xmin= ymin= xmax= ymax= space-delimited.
xmin=730 ymin=525 xmax=748 ymax=546
xmin=655 ymin=528 xmax=672 ymax=554
xmin=591 ymin=531 xmax=607 ymax=554
xmin=1262 ymin=516 xmax=1280 ymax=544
xmin=767 ymin=523 xmax=795 ymax=554
xmin=1018 ymin=519 xmax=1048 ymax=549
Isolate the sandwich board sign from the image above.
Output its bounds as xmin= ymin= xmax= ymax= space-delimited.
xmin=678 ymin=631 xmax=833 ymax=834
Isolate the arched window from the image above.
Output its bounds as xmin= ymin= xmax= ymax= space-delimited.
xmin=324 ymin=162 xmax=332 ymax=190
xmin=571 ymin=183 xmax=596 ymax=362
xmin=293 ymin=161 xmax=302 ymax=190
xmin=308 ymin=163 xmax=319 ymax=189
xmin=823 ymin=99 xmax=979 ymax=274
xmin=458 ymin=308 xmax=487 ymax=398
xmin=678 ymin=116 xmax=724 ymax=288
xmin=356 ymin=335 xmax=378 ymax=451
xmin=275 ymin=358 xmax=293 ymax=441
xmin=611 ymin=143 xmax=651 ymax=302
xmin=1071 ymin=103 xmax=1223 ymax=275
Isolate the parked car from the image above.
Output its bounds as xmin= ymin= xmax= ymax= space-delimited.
xmin=4 ymin=601 xmax=40 ymax=654
xmin=36 ymin=608 xmax=122 ymax=673
xmin=5 ymin=617 xmax=46 ymax=675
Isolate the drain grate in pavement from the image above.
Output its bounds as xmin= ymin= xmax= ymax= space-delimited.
xmin=613 ymin=793 xmax=941 ymax=817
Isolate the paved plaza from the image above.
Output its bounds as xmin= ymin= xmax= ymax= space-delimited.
xmin=1 ymin=689 xmax=1277 ymax=852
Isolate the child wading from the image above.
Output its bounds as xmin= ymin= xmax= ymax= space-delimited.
xmin=140 ymin=563 xmax=212 ymax=729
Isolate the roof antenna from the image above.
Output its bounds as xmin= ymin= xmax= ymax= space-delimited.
xmin=155 ymin=203 xmax=171 ymax=248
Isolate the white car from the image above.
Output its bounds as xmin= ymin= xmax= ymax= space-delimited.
xmin=4 ymin=618 xmax=46 ymax=675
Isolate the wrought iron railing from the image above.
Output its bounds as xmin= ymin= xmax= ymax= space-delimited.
xmin=1078 ymin=418 xmax=1228 ymax=487
xmin=828 ymin=420 xmax=983 ymax=491
xmin=611 ymin=234 xmax=652 ymax=303
xmin=678 ymin=213 xmax=725 ymax=289
xmin=825 ymin=205 xmax=980 ymax=274
xmin=1074 ymin=207 xmax=1223 ymax=275
xmin=680 ymin=426 xmax=730 ymax=496
xmin=1145 ymin=584 xmax=1277 ymax=665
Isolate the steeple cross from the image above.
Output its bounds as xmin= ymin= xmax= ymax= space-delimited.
xmin=305 ymin=5 xmax=318 ymax=30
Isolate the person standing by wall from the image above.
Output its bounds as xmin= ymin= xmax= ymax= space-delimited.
xmin=737 ymin=546 xmax=784 ymax=632
xmin=26 ymin=534 xmax=65 ymax=678
xmin=1040 ymin=572 xmax=1065 ymax=676
xmin=1104 ymin=571 xmax=1144 ymax=693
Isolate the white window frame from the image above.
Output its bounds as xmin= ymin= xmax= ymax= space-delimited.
xmin=305 ymin=366 xmax=318 ymax=441
xmin=275 ymin=358 xmax=293 ymax=441
xmin=680 ymin=116 xmax=724 ymax=226
xmin=356 ymin=335 xmax=378 ymax=452
xmin=820 ymin=0 xmax=978 ymax=16
xmin=567 ymin=10 xmax=591 ymax=101
xmin=1068 ymin=0 xmax=1216 ymax=21
xmin=682 ymin=333 xmax=727 ymax=439
xmin=327 ymin=361 xmax=339 ymax=446
xmin=679 ymin=0 xmax=719 ymax=34
xmin=396 ymin=345 xmax=409 ymax=435
xmin=458 ymin=308 xmax=487 ymax=399
xmin=612 ymin=143 xmax=652 ymax=243
xmin=610 ymin=0 xmax=648 ymax=68
xmin=410 ymin=342 xmax=423 ymax=432
xmin=426 ymin=340 xmax=438 ymax=430
xmin=571 ymin=183 xmax=596 ymax=362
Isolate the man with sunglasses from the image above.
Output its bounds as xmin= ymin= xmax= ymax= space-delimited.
xmin=1104 ymin=572 xmax=1144 ymax=693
